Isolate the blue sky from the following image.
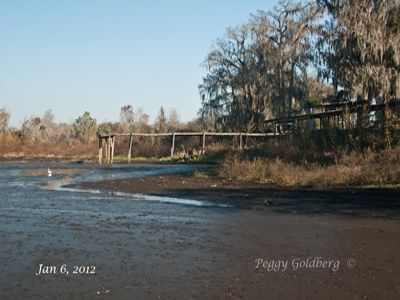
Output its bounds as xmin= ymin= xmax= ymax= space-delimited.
xmin=1 ymin=0 xmax=277 ymax=127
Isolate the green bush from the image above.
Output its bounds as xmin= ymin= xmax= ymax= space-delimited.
xmin=307 ymin=97 xmax=322 ymax=107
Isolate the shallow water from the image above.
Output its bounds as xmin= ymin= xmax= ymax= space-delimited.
xmin=1 ymin=161 xmax=224 ymax=207
xmin=1 ymin=161 xmax=399 ymax=299
xmin=1 ymin=162 xmax=236 ymax=299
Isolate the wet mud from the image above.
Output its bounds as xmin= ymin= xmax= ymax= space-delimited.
xmin=1 ymin=162 xmax=400 ymax=299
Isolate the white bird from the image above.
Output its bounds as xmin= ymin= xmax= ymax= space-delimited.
xmin=48 ymin=168 xmax=52 ymax=177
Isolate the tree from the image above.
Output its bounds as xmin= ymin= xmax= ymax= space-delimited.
xmin=307 ymin=76 xmax=334 ymax=102
xmin=199 ymin=23 xmax=265 ymax=131
xmin=316 ymin=0 xmax=400 ymax=103
xmin=167 ymin=108 xmax=181 ymax=132
xmin=135 ymin=107 xmax=150 ymax=133
xmin=198 ymin=1 xmax=322 ymax=131
xmin=119 ymin=105 xmax=150 ymax=133
xmin=251 ymin=1 xmax=323 ymax=117
xmin=40 ymin=109 xmax=57 ymax=142
xmin=0 ymin=107 xmax=10 ymax=135
xmin=120 ymin=105 xmax=135 ymax=132
xmin=21 ymin=110 xmax=57 ymax=143
xmin=185 ymin=116 xmax=217 ymax=131
xmin=74 ymin=111 xmax=97 ymax=143
xmin=97 ymin=121 xmax=122 ymax=135
xmin=155 ymin=106 xmax=167 ymax=133
xmin=21 ymin=115 xmax=41 ymax=143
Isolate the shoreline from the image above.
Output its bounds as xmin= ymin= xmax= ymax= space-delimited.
xmin=72 ymin=171 xmax=400 ymax=219
xmin=3 ymin=157 xmax=400 ymax=218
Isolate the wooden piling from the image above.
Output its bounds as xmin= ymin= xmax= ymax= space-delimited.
xmin=202 ymin=132 xmax=206 ymax=155
xmin=128 ymin=134 xmax=132 ymax=164
xmin=199 ymin=135 xmax=202 ymax=156
xmin=171 ymin=133 xmax=175 ymax=161
xmin=239 ymin=133 xmax=243 ymax=150
xmin=111 ymin=136 xmax=115 ymax=165
xmin=98 ymin=136 xmax=102 ymax=165
xmin=105 ymin=138 xmax=108 ymax=162
xmin=107 ymin=137 xmax=111 ymax=165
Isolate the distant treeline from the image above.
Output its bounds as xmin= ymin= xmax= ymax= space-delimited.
xmin=0 ymin=106 xmax=217 ymax=157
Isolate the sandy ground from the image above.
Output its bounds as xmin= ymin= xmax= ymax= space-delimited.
xmin=2 ymin=164 xmax=400 ymax=299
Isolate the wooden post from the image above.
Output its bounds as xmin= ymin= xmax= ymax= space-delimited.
xmin=104 ymin=138 xmax=108 ymax=161
xmin=98 ymin=135 xmax=102 ymax=165
xmin=104 ymin=138 xmax=107 ymax=163
xmin=239 ymin=133 xmax=243 ymax=150
xmin=104 ymin=138 xmax=107 ymax=162
xmin=107 ymin=137 xmax=111 ymax=165
xmin=111 ymin=136 xmax=115 ymax=165
xmin=199 ymin=135 xmax=202 ymax=156
xmin=128 ymin=133 xmax=132 ymax=164
xmin=171 ymin=133 xmax=175 ymax=161
xmin=202 ymin=132 xmax=206 ymax=155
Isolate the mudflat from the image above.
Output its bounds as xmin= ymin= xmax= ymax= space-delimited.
xmin=77 ymin=172 xmax=400 ymax=218
xmin=2 ymin=164 xmax=400 ymax=299
xmin=71 ymin=172 xmax=400 ymax=299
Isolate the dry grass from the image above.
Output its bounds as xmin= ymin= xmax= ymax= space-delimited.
xmin=0 ymin=131 xmax=239 ymax=160
xmin=0 ymin=132 xmax=98 ymax=159
xmin=219 ymin=146 xmax=400 ymax=188
xmin=217 ymin=123 xmax=400 ymax=188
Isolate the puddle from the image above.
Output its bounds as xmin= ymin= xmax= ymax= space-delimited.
xmin=20 ymin=168 xmax=90 ymax=177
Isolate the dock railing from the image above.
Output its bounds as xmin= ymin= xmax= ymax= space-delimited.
xmin=98 ymin=132 xmax=278 ymax=165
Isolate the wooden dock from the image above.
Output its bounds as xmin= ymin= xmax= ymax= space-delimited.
xmin=98 ymin=132 xmax=278 ymax=165
xmin=264 ymin=100 xmax=399 ymax=132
